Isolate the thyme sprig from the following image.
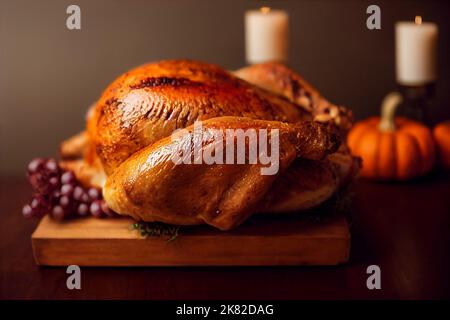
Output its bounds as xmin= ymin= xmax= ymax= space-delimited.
xmin=130 ymin=221 xmax=180 ymax=242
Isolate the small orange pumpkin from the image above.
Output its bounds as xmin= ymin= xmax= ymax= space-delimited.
xmin=347 ymin=92 xmax=435 ymax=181
xmin=433 ymin=121 xmax=450 ymax=169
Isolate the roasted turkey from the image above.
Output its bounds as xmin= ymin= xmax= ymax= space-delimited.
xmin=60 ymin=60 xmax=360 ymax=230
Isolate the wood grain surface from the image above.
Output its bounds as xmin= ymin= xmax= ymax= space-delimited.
xmin=32 ymin=213 xmax=350 ymax=266
xmin=2 ymin=173 xmax=449 ymax=299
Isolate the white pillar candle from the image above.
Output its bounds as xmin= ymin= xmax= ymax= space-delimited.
xmin=395 ymin=16 xmax=438 ymax=85
xmin=245 ymin=7 xmax=289 ymax=64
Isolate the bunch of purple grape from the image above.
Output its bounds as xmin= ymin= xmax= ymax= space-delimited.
xmin=22 ymin=158 xmax=116 ymax=220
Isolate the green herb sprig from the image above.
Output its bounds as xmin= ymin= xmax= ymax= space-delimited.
xmin=130 ymin=221 xmax=180 ymax=242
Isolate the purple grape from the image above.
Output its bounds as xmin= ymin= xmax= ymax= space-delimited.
xmin=87 ymin=188 xmax=100 ymax=201
xmin=22 ymin=158 xmax=102 ymax=221
xmin=61 ymin=171 xmax=76 ymax=185
xmin=28 ymin=158 xmax=45 ymax=174
xmin=22 ymin=204 xmax=34 ymax=219
xmin=27 ymin=158 xmax=62 ymax=193
xmin=49 ymin=188 xmax=64 ymax=208
xmin=73 ymin=186 xmax=84 ymax=201
xmin=90 ymin=200 xmax=103 ymax=218
xmin=30 ymin=197 xmax=44 ymax=208
xmin=22 ymin=156 xmax=119 ymax=222
xmin=30 ymin=195 xmax=50 ymax=217
xmin=51 ymin=189 xmax=61 ymax=200
xmin=77 ymin=203 xmax=89 ymax=216
xmin=81 ymin=192 xmax=90 ymax=203
xmin=28 ymin=172 xmax=50 ymax=193
xmin=59 ymin=195 xmax=72 ymax=208
xmin=51 ymin=206 xmax=65 ymax=220
xmin=45 ymin=159 xmax=59 ymax=175
xmin=48 ymin=176 xmax=60 ymax=192
xmin=72 ymin=185 xmax=92 ymax=205
xmin=61 ymin=184 xmax=74 ymax=196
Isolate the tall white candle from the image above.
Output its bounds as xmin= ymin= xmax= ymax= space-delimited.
xmin=395 ymin=16 xmax=438 ymax=85
xmin=245 ymin=7 xmax=289 ymax=64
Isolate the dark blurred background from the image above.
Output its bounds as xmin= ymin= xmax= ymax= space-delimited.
xmin=1 ymin=0 xmax=449 ymax=175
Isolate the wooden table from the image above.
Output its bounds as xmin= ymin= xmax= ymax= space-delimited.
xmin=1 ymin=173 xmax=449 ymax=299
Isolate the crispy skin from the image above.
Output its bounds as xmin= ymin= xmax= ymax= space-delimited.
xmin=260 ymin=158 xmax=338 ymax=213
xmin=104 ymin=117 xmax=340 ymax=230
xmin=89 ymin=60 xmax=311 ymax=174
xmin=234 ymin=62 xmax=353 ymax=131
xmin=234 ymin=62 xmax=360 ymax=209
xmin=59 ymin=59 xmax=359 ymax=229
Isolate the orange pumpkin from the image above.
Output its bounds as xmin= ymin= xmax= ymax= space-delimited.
xmin=433 ymin=121 xmax=450 ymax=169
xmin=347 ymin=92 xmax=435 ymax=181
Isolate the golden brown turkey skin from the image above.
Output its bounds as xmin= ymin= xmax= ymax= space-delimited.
xmin=260 ymin=158 xmax=338 ymax=213
xmin=89 ymin=60 xmax=311 ymax=174
xmin=234 ymin=62 xmax=360 ymax=189
xmin=234 ymin=62 xmax=353 ymax=132
xmin=60 ymin=59 xmax=359 ymax=229
xmin=103 ymin=117 xmax=340 ymax=230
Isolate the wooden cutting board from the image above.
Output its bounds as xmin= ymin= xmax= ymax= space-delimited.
xmin=32 ymin=212 xmax=350 ymax=266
